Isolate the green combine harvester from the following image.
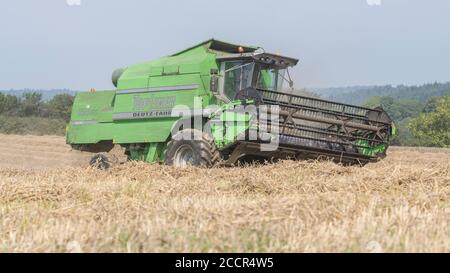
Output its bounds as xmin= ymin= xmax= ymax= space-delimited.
xmin=67 ymin=39 xmax=395 ymax=168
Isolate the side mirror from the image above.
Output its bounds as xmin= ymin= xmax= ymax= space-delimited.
xmin=210 ymin=75 xmax=219 ymax=94
xmin=210 ymin=69 xmax=219 ymax=94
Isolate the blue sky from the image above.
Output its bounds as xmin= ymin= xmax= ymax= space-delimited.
xmin=0 ymin=0 xmax=449 ymax=90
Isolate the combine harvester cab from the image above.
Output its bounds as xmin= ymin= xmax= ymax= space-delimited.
xmin=67 ymin=39 xmax=395 ymax=168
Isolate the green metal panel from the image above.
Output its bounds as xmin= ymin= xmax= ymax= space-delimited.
xmin=66 ymin=123 xmax=115 ymax=144
xmin=112 ymin=119 xmax=176 ymax=143
xmin=70 ymin=91 xmax=115 ymax=123
xmin=211 ymin=110 xmax=252 ymax=149
xmin=117 ymin=45 xmax=218 ymax=90
xmin=209 ymin=101 xmax=253 ymax=149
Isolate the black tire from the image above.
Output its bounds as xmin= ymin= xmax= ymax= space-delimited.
xmin=165 ymin=129 xmax=221 ymax=167
xmin=89 ymin=153 xmax=111 ymax=170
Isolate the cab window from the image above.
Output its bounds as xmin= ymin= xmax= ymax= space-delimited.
xmin=256 ymin=67 xmax=286 ymax=91
xmin=222 ymin=61 xmax=255 ymax=100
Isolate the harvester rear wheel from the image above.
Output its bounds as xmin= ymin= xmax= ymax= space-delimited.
xmin=165 ymin=129 xmax=221 ymax=168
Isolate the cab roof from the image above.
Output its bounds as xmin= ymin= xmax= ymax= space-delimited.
xmin=171 ymin=38 xmax=259 ymax=56
xmin=172 ymin=38 xmax=299 ymax=68
xmin=217 ymin=52 xmax=299 ymax=68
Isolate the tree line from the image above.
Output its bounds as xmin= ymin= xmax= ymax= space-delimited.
xmin=313 ymin=82 xmax=450 ymax=106
xmin=0 ymin=92 xmax=74 ymax=122
xmin=0 ymin=92 xmax=74 ymax=135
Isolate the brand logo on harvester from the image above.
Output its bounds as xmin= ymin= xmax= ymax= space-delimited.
xmin=133 ymin=95 xmax=177 ymax=111
xmin=66 ymin=0 xmax=81 ymax=6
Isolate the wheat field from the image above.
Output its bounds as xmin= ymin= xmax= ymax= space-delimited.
xmin=0 ymin=134 xmax=449 ymax=252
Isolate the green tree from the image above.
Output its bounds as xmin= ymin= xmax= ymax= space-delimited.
xmin=0 ymin=93 xmax=20 ymax=115
xmin=363 ymin=96 xmax=421 ymax=122
xmin=409 ymin=94 xmax=450 ymax=147
xmin=422 ymin=96 xmax=441 ymax=113
xmin=20 ymin=92 xmax=43 ymax=116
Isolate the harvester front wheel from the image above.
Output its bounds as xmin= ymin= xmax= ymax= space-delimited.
xmin=165 ymin=129 xmax=220 ymax=168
